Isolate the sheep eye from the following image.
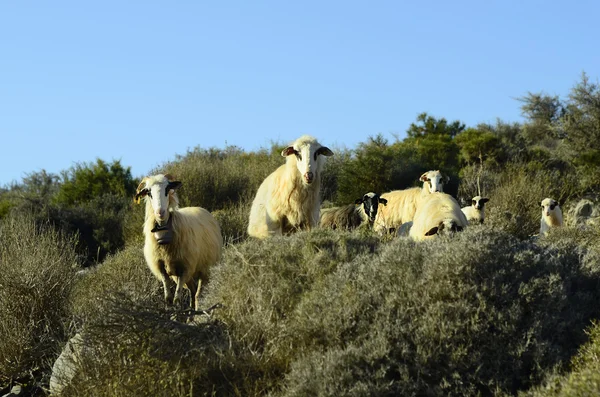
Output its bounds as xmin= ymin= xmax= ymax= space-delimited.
xmin=550 ymin=204 xmax=556 ymax=210
xmin=295 ymin=151 xmax=302 ymax=161
xmin=164 ymin=187 xmax=170 ymax=196
xmin=147 ymin=191 xmax=153 ymax=198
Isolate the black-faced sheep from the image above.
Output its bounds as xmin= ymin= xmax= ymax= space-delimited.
xmin=540 ymin=197 xmax=563 ymax=236
xmin=247 ymin=135 xmax=333 ymax=238
xmin=374 ymin=170 xmax=449 ymax=233
xmin=461 ymin=196 xmax=490 ymax=224
xmin=409 ymin=192 xmax=468 ymax=241
xmin=319 ymin=192 xmax=387 ymax=230
xmin=135 ymin=174 xmax=223 ymax=311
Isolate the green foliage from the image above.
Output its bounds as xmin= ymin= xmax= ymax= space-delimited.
xmin=455 ymin=127 xmax=502 ymax=165
xmin=55 ymin=159 xmax=137 ymax=206
xmin=0 ymin=215 xmax=78 ymax=385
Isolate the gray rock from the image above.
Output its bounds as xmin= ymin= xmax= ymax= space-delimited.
xmin=2 ymin=384 xmax=23 ymax=396
xmin=49 ymin=333 xmax=88 ymax=395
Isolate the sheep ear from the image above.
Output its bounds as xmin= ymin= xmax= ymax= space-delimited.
xmin=419 ymin=172 xmax=429 ymax=182
xmin=136 ymin=178 xmax=148 ymax=194
xmin=355 ymin=198 xmax=364 ymax=204
xmin=380 ymin=198 xmax=388 ymax=206
xmin=281 ymin=146 xmax=295 ymax=157
xmin=424 ymin=226 xmax=439 ymax=236
xmin=317 ymin=146 xmax=334 ymax=156
xmin=167 ymin=181 xmax=182 ymax=191
xmin=134 ymin=178 xmax=149 ymax=204
xmin=134 ymin=189 xmax=148 ymax=204
xmin=481 ymin=198 xmax=489 ymax=203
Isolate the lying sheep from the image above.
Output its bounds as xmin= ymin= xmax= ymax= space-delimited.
xmin=320 ymin=192 xmax=387 ymax=230
xmin=135 ymin=174 xmax=223 ymax=311
xmin=409 ymin=192 xmax=468 ymax=241
xmin=540 ymin=197 xmax=563 ymax=236
xmin=461 ymin=196 xmax=490 ymax=224
xmin=248 ymin=135 xmax=333 ymax=238
xmin=374 ymin=170 xmax=449 ymax=233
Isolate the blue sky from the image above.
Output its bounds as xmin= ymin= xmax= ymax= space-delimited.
xmin=1 ymin=1 xmax=598 ymax=185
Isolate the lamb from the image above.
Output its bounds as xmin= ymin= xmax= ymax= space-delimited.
xmin=409 ymin=192 xmax=468 ymax=241
xmin=247 ymin=135 xmax=333 ymax=238
xmin=135 ymin=174 xmax=223 ymax=311
xmin=320 ymin=192 xmax=387 ymax=230
xmin=374 ymin=170 xmax=449 ymax=233
xmin=540 ymin=197 xmax=563 ymax=236
xmin=461 ymin=196 xmax=490 ymax=224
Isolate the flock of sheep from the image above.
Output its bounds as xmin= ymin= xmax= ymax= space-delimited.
xmin=133 ymin=134 xmax=564 ymax=311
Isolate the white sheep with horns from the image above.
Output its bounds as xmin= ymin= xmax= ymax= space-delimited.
xmin=135 ymin=174 xmax=222 ymax=311
xmin=247 ymin=135 xmax=333 ymax=238
xmin=461 ymin=195 xmax=490 ymax=224
xmin=374 ymin=170 xmax=449 ymax=233
xmin=409 ymin=192 xmax=468 ymax=241
xmin=540 ymin=197 xmax=563 ymax=236
xmin=319 ymin=192 xmax=387 ymax=230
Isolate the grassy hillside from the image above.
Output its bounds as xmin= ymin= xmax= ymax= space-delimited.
xmin=2 ymin=74 xmax=600 ymax=396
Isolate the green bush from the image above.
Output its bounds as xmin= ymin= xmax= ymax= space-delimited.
xmin=0 ymin=215 xmax=78 ymax=385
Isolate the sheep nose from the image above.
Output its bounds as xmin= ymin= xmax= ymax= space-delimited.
xmin=304 ymin=172 xmax=314 ymax=183
xmin=156 ymin=209 xmax=166 ymax=219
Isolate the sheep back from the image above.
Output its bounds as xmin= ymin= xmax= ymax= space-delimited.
xmin=374 ymin=186 xmax=427 ymax=232
xmin=410 ymin=193 xmax=468 ymax=241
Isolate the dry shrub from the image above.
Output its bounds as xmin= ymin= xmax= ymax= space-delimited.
xmin=0 ymin=215 xmax=78 ymax=385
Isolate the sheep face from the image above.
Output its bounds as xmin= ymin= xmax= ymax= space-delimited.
xmin=424 ymin=219 xmax=463 ymax=237
xmin=541 ymin=198 xmax=559 ymax=217
xmin=420 ymin=170 xmax=448 ymax=193
xmin=282 ymin=136 xmax=333 ymax=185
xmin=472 ymin=196 xmax=489 ymax=210
xmin=136 ymin=174 xmax=182 ymax=226
xmin=355 ymin=192 xmax=387 ymax=222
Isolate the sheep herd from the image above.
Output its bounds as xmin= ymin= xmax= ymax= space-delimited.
xmin=134 ymin=134 xmax=564 ymax=311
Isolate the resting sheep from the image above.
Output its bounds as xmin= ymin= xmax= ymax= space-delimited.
xmin=540 ymin=198 xmax=563 ymax=236
xmin=135 ymin=174 xmax=223 ymax=311
xmin=248 ymin=135 xmax=333 ymax=238
xmin=320 ymin=192 xmax=387 ymax=230
xmin=461 ymin=196 xmax=490 ymax=224
xmin=374 ymin=170 xmax=449 ymax=233
xmin=409 ymin=192 xmax=468 ymax=241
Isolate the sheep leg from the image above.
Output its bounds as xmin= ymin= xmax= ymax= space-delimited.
xmin=194 ymin=278 xmax=203 ymax=313
xmin=186 ymin=278 xmax=198 ymax=311
xmin=173 ymin=276 xmax=184 ymax=308
xmin=158 ymin=260 xmax=175 ymax=306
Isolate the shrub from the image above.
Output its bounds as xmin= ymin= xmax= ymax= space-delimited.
xmin=0 ymin=215 xmax=78 ymax=386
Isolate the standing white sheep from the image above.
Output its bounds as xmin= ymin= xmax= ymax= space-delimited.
xmin=319 ymin=192 xmax=387 ymax=230
xmin=247 ymin=135 xmax=333 ymax=238
xmin=461 ymin=196 xmax=490 ymax=224
xmin=135 ymin=174 xmax=222 ymax=311
xmin=540 ymin=197 xmax=563 ymax=236
xmin=409 ymin=192 xmax=468 ymax=241
xmin=374 ymin=170 xmax=449 ymax=233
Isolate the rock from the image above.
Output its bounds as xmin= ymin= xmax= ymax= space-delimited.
xmin=49 ymin=333 xmax=88 ymax=395
xmin=2 ymin=385 xmax=23 ymax=396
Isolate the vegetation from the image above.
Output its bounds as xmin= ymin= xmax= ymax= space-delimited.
xmin=1 ymin=73 xmax=600 ymax=396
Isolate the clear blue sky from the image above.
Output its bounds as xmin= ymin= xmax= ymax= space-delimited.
xmin=1 ymin=1 xmax=598 ymax=185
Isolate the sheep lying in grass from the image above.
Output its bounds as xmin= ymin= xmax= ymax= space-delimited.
xmin=248 ymin=135 xmax=333 ymax=238
xmin=461 ymin=196 xmax=490 ymax=224
xmin=320 ymin=192 xmax=387 ymax=230
xmin=540 ymin=197 xmax=563 ymax=236
xmin=409 ymin=193 xmax=468 ymax=241
xmin=374 ymin=170 xmax=449 ymax=233
xmin=135 ymin=174 xmax=222 ymax=311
